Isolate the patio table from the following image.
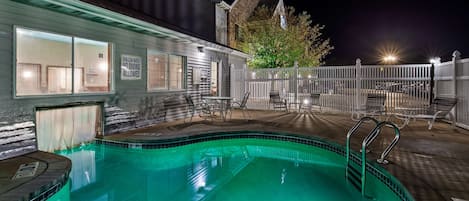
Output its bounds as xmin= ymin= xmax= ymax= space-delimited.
xmin=202 ymin=96 xmax=233 ymax=121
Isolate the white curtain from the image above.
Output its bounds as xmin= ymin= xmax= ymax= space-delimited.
xmin=36 ymin=105 xmax=100 ymax=152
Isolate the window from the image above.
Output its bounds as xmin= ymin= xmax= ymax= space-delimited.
xmin=15 ymin=27 xmax=111 ymax=96
xmin=169 ymin=55 xmax=183 ymax=90
xmin=147 ymin=51 xmax=185 ymax=91
xmin=210 ymin=62 xmax=218 ymax=96
xmin=234 ymin=24 xmax=243 ymax=41
xmin=16 ymin=63 xmax=42 ymax=95
xmin=74 ymin=38 xmax=111 ymax=93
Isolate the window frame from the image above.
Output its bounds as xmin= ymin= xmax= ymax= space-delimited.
xmin=13 ymin=26 xmax=114 ymax=99
xmin=146 ymin=49 xmax=187 ymax=92
xmin=234 ymin=24 xmax=243 ymax=42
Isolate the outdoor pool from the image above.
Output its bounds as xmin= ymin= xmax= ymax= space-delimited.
xmin=51 ymin=132 xmax=413 ymax=201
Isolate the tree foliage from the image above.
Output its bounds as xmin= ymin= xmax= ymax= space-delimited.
xmin=239 ymin=6 xmax=333 ymax=68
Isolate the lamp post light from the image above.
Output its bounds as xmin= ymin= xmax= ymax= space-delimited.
xmin=428 ymin=57 xmax=440 ymax=104
xmin=429 ymin=57 xmax=441 ymax=65
xmin=382 ymin=55 xmax=398 ymax=64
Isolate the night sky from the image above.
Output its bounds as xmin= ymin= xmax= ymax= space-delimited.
xmin=285 ymin=0 xmax=469 ymax=65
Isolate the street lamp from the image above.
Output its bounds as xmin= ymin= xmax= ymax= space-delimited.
xmin=382 ymin=55 xmax=398 ymax=64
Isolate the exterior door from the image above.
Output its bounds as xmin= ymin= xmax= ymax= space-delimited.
xmin=211 ymin=61 xmax=219 ymax=96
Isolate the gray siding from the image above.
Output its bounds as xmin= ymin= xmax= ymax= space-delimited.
xmin=229 ymin=55 xmax=248 ymax=99
xmin=209 ymin=51 xmax=230 ymax=97
xmin=230 ymin=55 xmax=247 ymax=70
xmin=0 ymin=1 xmax=241 ymax=159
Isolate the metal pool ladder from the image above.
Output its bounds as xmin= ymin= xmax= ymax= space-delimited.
xmin=345 ymin=116 xmax=401 ymax=197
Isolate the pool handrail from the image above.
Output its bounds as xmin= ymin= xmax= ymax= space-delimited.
xmin=345 ymin=116 xmax=379 ymax=172
xmin=346 ymin=117 xmax=401 ymax=197
xmin=361 ymin=121 xmax=400 ymax=196
xmin=345 ymin=116 xmax=380 ymax=196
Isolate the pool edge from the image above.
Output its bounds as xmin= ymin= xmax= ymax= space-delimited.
xmin=95 ymin=130 xmax=415 ymax=201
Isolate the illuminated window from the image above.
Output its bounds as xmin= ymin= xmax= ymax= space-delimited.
xmin=147 ymin=50 xmax=185 ymax=91
xmin=15 ymin=27 xmax=111 ymax=96
xmin=74 ymin=38 xmax=111 ymax=93
xmin=169 ymin=55 xmax=184 ymax=90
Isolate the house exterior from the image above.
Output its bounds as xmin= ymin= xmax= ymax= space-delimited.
xmin=0 ymin=0 xmax=249 ymax=160
xmin=217 ymin=0 xmax=284 ymax=49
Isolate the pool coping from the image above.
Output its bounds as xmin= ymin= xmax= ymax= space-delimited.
xmin=95 ymin=130 xmax=415 ymax=201
xmin=0 ymin=151 xmax=71 ymax=201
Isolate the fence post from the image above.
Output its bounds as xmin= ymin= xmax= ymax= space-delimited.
xmin=451 ymin=50 xmax=461 ymax=121
xmin=430 ymin=63 xmax=435 ymax=104
xmin=355 ymin=59 xmax=362 ymax=112
xmin=294 ymin=61 xmax=299 ymax=103
xmin=452 ymin=51 xmax=460 ymax=95
xmin=243 ymin=64 xmax=247 ymax=99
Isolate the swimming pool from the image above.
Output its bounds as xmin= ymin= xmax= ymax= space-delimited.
xmin=52 ymin=132 xmax=414 ymax=201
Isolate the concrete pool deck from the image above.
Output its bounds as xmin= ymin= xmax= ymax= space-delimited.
xmin=104 ymin=110 xmax=469 ymax=201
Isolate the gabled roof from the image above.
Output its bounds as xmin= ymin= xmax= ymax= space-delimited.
xmin=246 ymin=0 xmax=285 ymax=21
xmin=258 ymin=0 xmax=280 ymax=9
xmin=222 ymin=0 xmax=236 ymax=5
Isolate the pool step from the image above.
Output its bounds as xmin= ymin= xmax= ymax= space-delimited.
xmin=346 ymin=165 xmax=362 ymax=191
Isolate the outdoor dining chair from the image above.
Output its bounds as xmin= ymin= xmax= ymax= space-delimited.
xmin=300 ymin=93 xmax=322 ymax=114
xmin=230 ymin=91 xmax=251 ymax=120
xmin=269 ymin=91 xmax=288 ymax=112
xmin=352 ymin=93 xmax=386 ymax=120
xmin=183 ymin=94 xmax=215 ymax=123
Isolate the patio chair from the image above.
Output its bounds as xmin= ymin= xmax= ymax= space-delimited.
xmin=300 ymin=93 xmax=322 ymax=113
xmin=230 ymin=91 xmax=251 ymax=120
xmin=393 ymin=97 xmax=457 ymax=130
xmin=352 ymin=93 xmax=386 ymax=120
xmin=184 ymin=94 xmax=214 ymax=123
xmin=269 ymin=91 xmax=288 ymax=112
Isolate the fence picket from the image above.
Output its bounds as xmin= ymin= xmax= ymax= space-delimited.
xmin=233 ymin=64 xmax=432 ymax=114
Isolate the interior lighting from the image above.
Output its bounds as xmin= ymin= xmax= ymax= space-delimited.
xmin=98 ymin=61 xmax=108 ymax=72
xmin=23 ymin=71 xmax=33 ymax=79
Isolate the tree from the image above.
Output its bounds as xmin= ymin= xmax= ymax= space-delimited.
xmin=239 ymin=6 xmax=333 ymax=68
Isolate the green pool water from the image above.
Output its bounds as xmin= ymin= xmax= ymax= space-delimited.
xmin=52 ymin=138 xmax=406 ymax=201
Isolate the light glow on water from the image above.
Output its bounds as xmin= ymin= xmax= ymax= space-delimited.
xmin=53 ymin=138 xmax=402 ymax=201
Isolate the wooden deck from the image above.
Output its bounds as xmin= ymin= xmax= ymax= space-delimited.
xmin=105 ymin=110 xmax=469 ymax=201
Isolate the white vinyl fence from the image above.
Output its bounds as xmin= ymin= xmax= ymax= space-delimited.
xmin=434 ymin=51 xmax=469 ymax=129
xmin=232 ymin=60 xmax=431 ymax=113
xmin=230 ymin=51 xmax=469 ymax=129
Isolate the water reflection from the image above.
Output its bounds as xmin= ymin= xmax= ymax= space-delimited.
xmin=60 ymin=141 xmax=351 ymax=201
xmin=65 ymin=149 xmax=96 ymax=192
